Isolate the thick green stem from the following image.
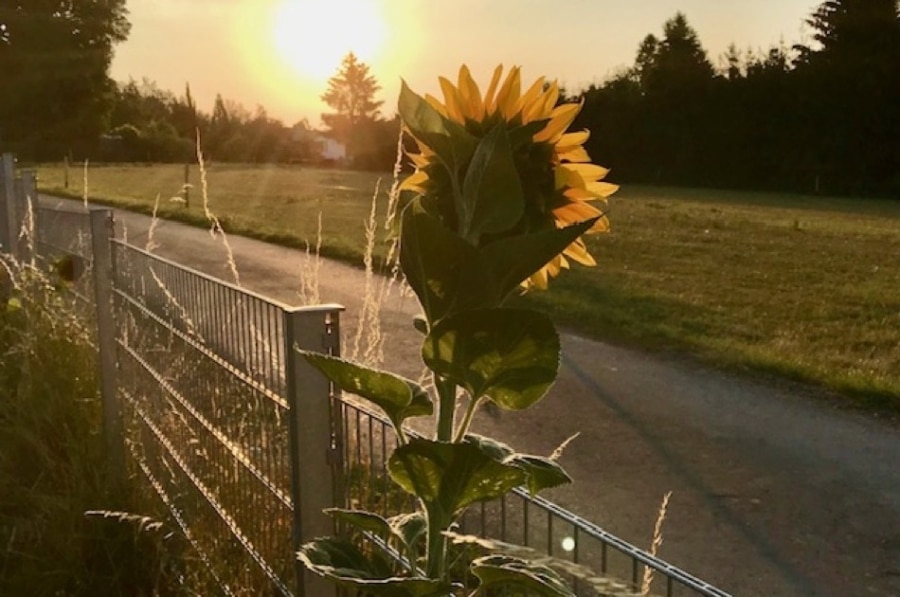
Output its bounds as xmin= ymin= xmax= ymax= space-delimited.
xmin=424 ymin=506 xmax=447 ymax=579
xmin=435 ymin=376 xmax=456 ymax=442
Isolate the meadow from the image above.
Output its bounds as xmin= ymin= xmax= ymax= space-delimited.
xmin=35 ymin=163 xmax=900 ymax=411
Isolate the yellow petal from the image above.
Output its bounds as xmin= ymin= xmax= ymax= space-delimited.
xmin=424 ymin=94 xmax=448 ymax=118
xmin=556 ymin=130 xmax=590 ymax=150
xmin=519 ymin=76 xmax=547 ymax=122
xmin=456 ymin=65 xmax=484 ymax=120
xmin=534 ymin=101 xmax=581 ymax=143
xmin=483 ymin=65 xmax=504 ymax=114
xmin=563 ymin=239 xmax=597 ymax=266
xmin=400 ymin=170 xmax=429 ymax=193
xmin=553 ymin=200 xmax=605 ymax=225
xmin=557 ymin=146 xmax=591 ymax=163
xmin=439 ymin=76 xmax=466 ymax=123
xmin=566 ymin=163 xmax=610 ymax=182
xmin=585 ymin=181 xmax=619 ymax=197
xmin=496 ymin=66 xmax=522 ymax=120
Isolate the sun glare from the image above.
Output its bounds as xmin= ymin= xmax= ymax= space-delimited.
xmin=272 ymin=0 xmax=386 ymax=80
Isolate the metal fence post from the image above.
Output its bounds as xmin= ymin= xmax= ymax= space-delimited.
xmin=90 ymin=208 xmax=125 ymax=487
xmin=1 ymin=153 xmax=16 ymax=258
xmin=284 ymin=304 xmax=345 ymax=597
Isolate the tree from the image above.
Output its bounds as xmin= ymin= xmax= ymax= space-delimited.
xmin=793 ymin=0 xmax=900 ymax=194
xmin=321 ymin=52 xmax=383 ymax=162
xmin=0 ymin=0 xmax=130 ymax=159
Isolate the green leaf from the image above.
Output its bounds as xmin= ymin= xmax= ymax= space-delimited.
xmin=399 ymin=199 xmax=487 ymax=322
xmin=299 ymin=537 xmax=455 ymax=596
xmin=326 ymin=508 xmax=392 ymax=538
xmin=389 ymin=511 xmax=427 ymax=552
xmin=398 ymin=80 xmax=476 ymax=179
xmin=298 ymin=536 xmax=391 ymax=581
xmin=505 ymin=455 xmax=572 ymax=495
xmin=422 ymin=308 xmax=560 ymax=409
xmin=462 ymin=435 xmax=571 ymax=495
xmin=460 ymin=124 xmax=525 ymax=243
xmin=471 ymin=554 xmax=576 ymax=596
xmin=388 ymin=438 xmax=525 ymax=517
xmin=298 ymin=351 xmax=432 ymax=430
xmin=479 ymin=218 xmax=598 ymax=299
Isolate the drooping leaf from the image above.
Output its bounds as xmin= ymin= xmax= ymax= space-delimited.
xmin=422 ymin=308 xmax=559 ymax=409
xmin=326 ymin=508 xmax=392 ymax=538
xmin=388 ymin=438 xmax=526 ymax=518
xmin=505 ymin=455 xmax=572 ymax=495
xmin=299 ymin=536 xmax=455 ymax=596
xmin=463 ymin=435 xmax=571 ymax=495
xmin=460 ymin=123 xmax=524 ymax=243
xmin=471 ymin=554 xmax=576 ymax=596
xmin=298 ymin=351 xmax=432 ymax=430
xmin=389 ymin=511 xmax=427 ymax=553
xmin=479 ymin=218 xmax=598 ymax=298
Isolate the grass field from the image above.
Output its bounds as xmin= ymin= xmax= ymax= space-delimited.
xmin=35 ymin=163 xmax=900 ymax=411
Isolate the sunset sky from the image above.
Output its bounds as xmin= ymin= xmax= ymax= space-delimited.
xmin=111 ymin=0 xmax=819 ymax=127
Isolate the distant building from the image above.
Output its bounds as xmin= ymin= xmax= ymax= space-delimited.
xmin=290 ymin=125 xmax=346 ymax=164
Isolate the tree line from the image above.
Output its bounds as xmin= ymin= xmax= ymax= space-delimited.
xmin=573 ymin=1 xmax=900 ymax=197
xmin=1 ymin=1 xmax=897 ymax=196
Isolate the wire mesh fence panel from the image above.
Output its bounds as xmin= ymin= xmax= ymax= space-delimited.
xmin=31 ymin=204 xmax=97 ymax=319
xmin=113 ymin=240 xmax=296 ymax=595
xmin=337 ymin=398 xmax=730 ymax=597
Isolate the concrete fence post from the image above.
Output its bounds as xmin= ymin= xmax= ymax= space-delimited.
xmin=90 ymin=208 xmax=125 ymax=487
xmin=1 ymin=153 xmax=16 ymax=258
xmin=284 ymin=304 xmax=345 ymax=597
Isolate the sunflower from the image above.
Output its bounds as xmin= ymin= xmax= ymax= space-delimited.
xmin=402 ymin=65 xmax=618 ymax=290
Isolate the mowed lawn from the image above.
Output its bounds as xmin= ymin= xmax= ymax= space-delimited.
xmin=36 ymin=163 xmax=900 ymax=410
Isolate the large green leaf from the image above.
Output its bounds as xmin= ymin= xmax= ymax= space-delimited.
xmin=479 ymin=218 xmax=598 ymax=298
xmin=505 ymin=455 xmax=572 ymax=495
xmin=464 ymin=435 xmax=571 ymax=495
xmin=299 ymin=537 xmax=455 ymax=596
xmin=422 ymin=308 xmax=559 ymax=409
xmin=471 ymin=554 xmax=576 ymax=596
xmin=388 ymin=438 xmax=526 ymax=518
xmin=399 ymin=199 xmax=489 ymax=322
xmin=460 ymin=123 xmax=524 ymax=243
xmin=298 ymin=351 xmax=432 ymax=430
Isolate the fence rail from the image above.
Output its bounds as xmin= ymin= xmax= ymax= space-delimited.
xmin=0 ymin=153 xmax=731 ymax=596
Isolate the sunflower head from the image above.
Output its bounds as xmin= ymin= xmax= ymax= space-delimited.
xmin=399 ymin=65 xmax=617 ymax=291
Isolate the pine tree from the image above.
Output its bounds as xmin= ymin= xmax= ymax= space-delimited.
xmin=320 ymin=52 xmax=383 ymax=160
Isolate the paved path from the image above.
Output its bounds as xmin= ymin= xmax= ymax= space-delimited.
xmin=45 ymin=196 xmax=900 ymax=596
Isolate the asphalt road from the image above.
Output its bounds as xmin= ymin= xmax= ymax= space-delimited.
xmin=45 ymin=196 xmax=900 ymax=596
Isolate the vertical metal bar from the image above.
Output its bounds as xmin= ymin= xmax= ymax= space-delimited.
xmin=547 ymin=511 xmax=553 ymax=555
xmin=284 ymin=304 xmax=344 ymax=597
xmin=90 ymin=208 xmax=126 ymax=487
xmin=523 ymin=498 xmax=529 ymax=546
xmin=2 ymin=153 xmax=17 ymax=258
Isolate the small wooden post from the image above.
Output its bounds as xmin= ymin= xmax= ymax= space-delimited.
xmin=284 ymin=304 xmax=344 ymax=597
xmin=64 ymin=155 xmax=70 ymax=189
xmin=184 ymin=163 xmax=190 ymax=209
xmin=90 ymin=208 xmax=125 ymax=487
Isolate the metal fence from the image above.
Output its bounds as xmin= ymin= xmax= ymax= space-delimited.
xmin=340 ymin=399 xmax=730 ymax=597
xmin=0 ymin=153 xmax=731 ymax=596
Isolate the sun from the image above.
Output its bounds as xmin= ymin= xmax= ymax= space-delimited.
xmin=272 ymin=0 xmax=387 ymax=80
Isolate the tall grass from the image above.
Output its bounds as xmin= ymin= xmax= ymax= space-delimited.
xmin=0 ymin=254 xmax=182 ymax=595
